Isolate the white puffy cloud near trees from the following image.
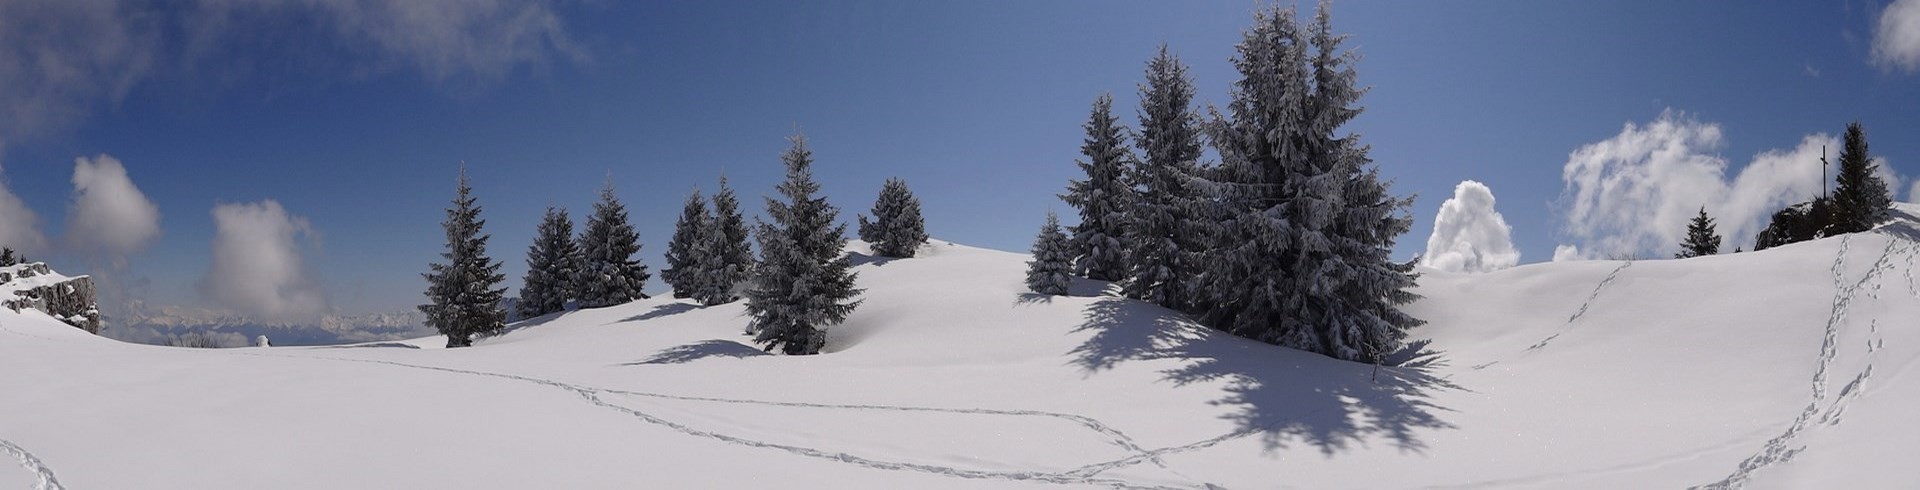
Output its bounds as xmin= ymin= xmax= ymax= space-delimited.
xmin=1421 ymin=180 xmax=1519 ymax=273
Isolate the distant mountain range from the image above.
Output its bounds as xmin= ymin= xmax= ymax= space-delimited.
xmin=104 ymin=301 xmax=436 ymax=346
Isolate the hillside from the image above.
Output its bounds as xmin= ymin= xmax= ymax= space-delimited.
xmin=6 ymin=208 xmax=1920 ymax=489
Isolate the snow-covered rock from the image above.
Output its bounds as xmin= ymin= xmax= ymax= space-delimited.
xmin=1 ymin=262 xmax=100 ymax=333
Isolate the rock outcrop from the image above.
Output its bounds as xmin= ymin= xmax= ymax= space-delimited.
xmin=2 ymin=263 xmax=102 ymax=334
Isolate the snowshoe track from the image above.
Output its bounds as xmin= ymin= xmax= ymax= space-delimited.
xmin=0 ymin=438 xmax=63 ymax=490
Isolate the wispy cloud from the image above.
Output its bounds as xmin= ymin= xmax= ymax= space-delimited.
xmin=1421 ymin=180 xmax=1519 ymax=273
xmin=0 ymin=162 xmax=48 ymax=255
xmin=200 ymin=200 xmax=328 ymax=322
xmin=1873 ymin=0 xmax=1920 ymax=72
xmin=66 ymin=154 xmax=162 ymax=265
xmin=1555 ymin=109 xmax=1904 ymax=257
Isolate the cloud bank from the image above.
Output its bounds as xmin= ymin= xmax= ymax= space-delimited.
xmin=201 ymin=200 xmax=327 ymax=321
xmin=0 ymin=163 xmax=48 ymax=255
xmin=1422 ymin=180 xmax=1519 ymax=273
xmin=1555 ymin=110 xmax=1904 ymax=259
xmin=66 ymin=154 xmax=162 ymax=264
xmin=1874 ymin=0 xmax=1920 ymax=72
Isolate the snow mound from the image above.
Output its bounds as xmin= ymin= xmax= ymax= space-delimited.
xmin=6 ymin=222 xmax=1920 ymax=488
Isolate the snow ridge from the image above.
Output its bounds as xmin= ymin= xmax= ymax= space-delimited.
xmin=255 ymin=353 xmax=1207 ymax=490
xmin=0 ymin=437 xmax=64 ymax=490
xmin=1695 ymin=236 xmax=1904 ymax=489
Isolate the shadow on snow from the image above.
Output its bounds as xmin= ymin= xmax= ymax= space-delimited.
xmin=620 ymin=302 xmax=701 ymax=324
xmin=1068 ymin=296 xmax=1459 ymax=456
xmin=626 ymin=339 xmax=769 ymax=365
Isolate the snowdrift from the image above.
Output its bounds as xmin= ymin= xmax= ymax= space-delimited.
xmin=8 ymin=208 xmax=1920 ymax=489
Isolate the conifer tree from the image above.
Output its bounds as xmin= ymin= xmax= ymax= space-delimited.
xmin=692 ymin=176 xmax=754 ymax=306
xmin=745 ymin=135 xmax=862 ymax=355
xmin=1830 ymin=122 xmax=1891 ymax=234
xmin=857 ymin=177 xmax=929 ymax=258
xmin=576 ymin=178 xmax=652 ymax=308
xmin=663 ymin=189 xmax=713 ymax=298
xmin=0 ymin=247 xmax=16 ymax=267
xmin=517 ymin=206 xmax=581 ymax=319
xmin=1026 ymin=211 xmax=1073 ymax=296
xmin=1124 ymin=45 xmax=1206 ymax=311
xmin=1676 ymin=206 xmax=1722 ymax=258
xmin=420 ymin=168 xmax=508 ymax=348
xmin=1062 ymin=93 xmax=1135 ymax=282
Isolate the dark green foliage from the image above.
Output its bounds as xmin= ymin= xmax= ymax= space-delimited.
xmin=0 ymin=247 xmax=16 ymax=267
xmin=1829 ymin=122 xmax=1891 ymax=235
xmin=1061 ymin=93 xmax=1134 ymax=282
xmin=745 ymin=135 xmax=863 ymax=355
xmin=692 ymin=176 xmax=754 ymax=306
xmin=856 ymin=177 xmax=929 ymax=258
xmin=1675 ymin=206 xmax=1722 ymax=258
xmin=517 ymin=206 xmax=581 ymax=319
xmin=1026 ymin=212 xmax=1073 ymax=295
xmin=663 ymin=189 xmax=713 ymax=299
xmin=1754 ymin=197 xmax=1835 ymax=251
xmin=576 ymin=179 xmax=652 ymax=309
xmin=420 ymin=168 xmax=508 ymax=348
xmin=1124 ymin=44 xmax=1207 ymax=312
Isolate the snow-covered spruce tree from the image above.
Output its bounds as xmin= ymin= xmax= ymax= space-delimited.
xmin=517 ymin=206 xmax=582 ymax=319
xmin=1675 ymin=206 xmax=1721 ymax=258
xmin=1061 ymin=93 xmax=1135 ymax=282
xmin=856 ymin=177 xmax=929 ymax=258
xmin=1123 ymin=44 xmax=1207 ymax=312
xmin=1026 ymin=211 xmax=1073 ymax=296
xmin=745 ymin=135 xmax=863 ymax=355
xmin=576 ymin=178 xmax=652 ymax=309
xmin=1830 ymin=122 xmax=1891 ymax=235
xmin=1194 ymin=2 xmax=1421 ymax=362
xmin=419 ymin=168 xmax=508 ymax=348
xmin=692 ymin=176 xmax=754 ymax=306
xmin=663 ymin=189 xmax=713 ymax=299
xmin=0 ymin=247 xmax=16 ymax=267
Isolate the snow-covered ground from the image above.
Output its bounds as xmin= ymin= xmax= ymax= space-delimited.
xmin=7 ymin=207 xmax=1920 ymax=489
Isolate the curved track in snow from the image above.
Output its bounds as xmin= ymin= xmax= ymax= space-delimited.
xmin=256 ymin=353 xmax=1207 ymax=490
xmin=0 ymin=437 xmax=64 ymax=490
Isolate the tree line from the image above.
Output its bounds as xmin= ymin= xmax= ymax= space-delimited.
xmin=1676 ymin=121 xmax=1892 ymax=258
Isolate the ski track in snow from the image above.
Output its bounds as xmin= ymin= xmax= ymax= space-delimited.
xmin=1694 ymin=236 xmax=1905 ymax=489
xmin=0 ymin=438 xmax=64 ymax=490
xmin=250 ymin=353 xmax=1209 ymax=490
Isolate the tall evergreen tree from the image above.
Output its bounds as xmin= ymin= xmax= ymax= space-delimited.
xmin=1026 ymin=211 xmax=1073 ymax=296
xmin=517 ymin=206 xmax=581 ymax=319
xmin=1061 ymin=93 xmax=1135 ymax=282
xmin=857 ymin=177 xmax=929 ymax=258
xmin=420 ymin=168 xmax=508 ymax=348
xmin=576 ymin=178 xmax=652 ymax=309
xmin=1676 ymin=206 xmax=1722 ymax=258
xmin=663 ymin=189 xmax=713 ymax=298
xmin=1830 ymin=122 xmax=1891 ymax=234
xmin=692 ymin=175 xmax=754 ymax=306
xmin=0 ymin=247 xmax=16 ymax=267
xmin=1193 ymin=2 xmax=1421 ymax=362
xmin=1124 ymin=44 xmax=1206 ymax=312
xmin=745 ymin=135 xmax=863 ymax=355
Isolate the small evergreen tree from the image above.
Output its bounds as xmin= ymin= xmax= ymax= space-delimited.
xmin=576 ymin=178 xmax=652 ymax=309
xmin=857 ymin=177 xmax=929 ymax=258
xmin=1061 ymin=93 xmax=1135 ymax=282
xmin=1675 ymin=206 xmax=1722 ymax=258
xmin=0 ymin=247 xmax=16 ymax=267
xmin=1124 ymin=44 xmax=1206 ymax=312
xmin=692 ymin=176 xmax=754 ymax=306
xmin=745 ymin=134 xmax=863 ymax=355
xmin=1830 ymin=122 xmax=1891 ymax=235
xmin=419 ymin=168 xmax=508 ymax=348
xmin=663 ymin=189 xmax=713 ymax=299
xmin=517 ymin=206 xmax=581 ymax=319
xmin=1026 ymin=212 xmax=1073 ymax=296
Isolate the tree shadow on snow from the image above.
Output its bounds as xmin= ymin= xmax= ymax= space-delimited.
xmin=1068 ymin=297 xmax=1461 ymax=455
xmin=620 ymin=302 xmax=700 ymax=323
xmin=624 ymin=339 xmax=768 ymax=365
xmin=847 ymin=250 xmax=900 ymax=267
xmin=1877 ymin=207 xmax=1920 ymax=243
xmin=315 ymin=342 xmax=420 ymax=350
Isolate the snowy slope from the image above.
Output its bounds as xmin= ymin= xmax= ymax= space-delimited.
xmin=7 ymin=208 xmax=1920 ymax=489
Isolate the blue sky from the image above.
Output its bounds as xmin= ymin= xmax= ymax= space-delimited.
xmin=3 ymin=0 xmax=1919 ymax=316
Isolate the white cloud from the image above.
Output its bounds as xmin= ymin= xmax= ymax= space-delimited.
xmin=1552 ymin=244 xmax=1585 ymax=262
xmin=0 ymin=2 xmax=157 ymax=143
xmin=1909 ymin=179 xmax=1920 ymax=203
xmin=1554 ymin=110 xmax=1896 ymax=258
xmin=1873 ymin=0 xmax=1920 ymax=72
xmin=0 ymin=163 xmax=48 ymax=255
xmin=65 ymin=154 xmax=161 ymax=264
xmin=201 ymin=200 xmax=327 ymax=321
xmin=1421 ymin=180 xmax=1519 ymax=272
